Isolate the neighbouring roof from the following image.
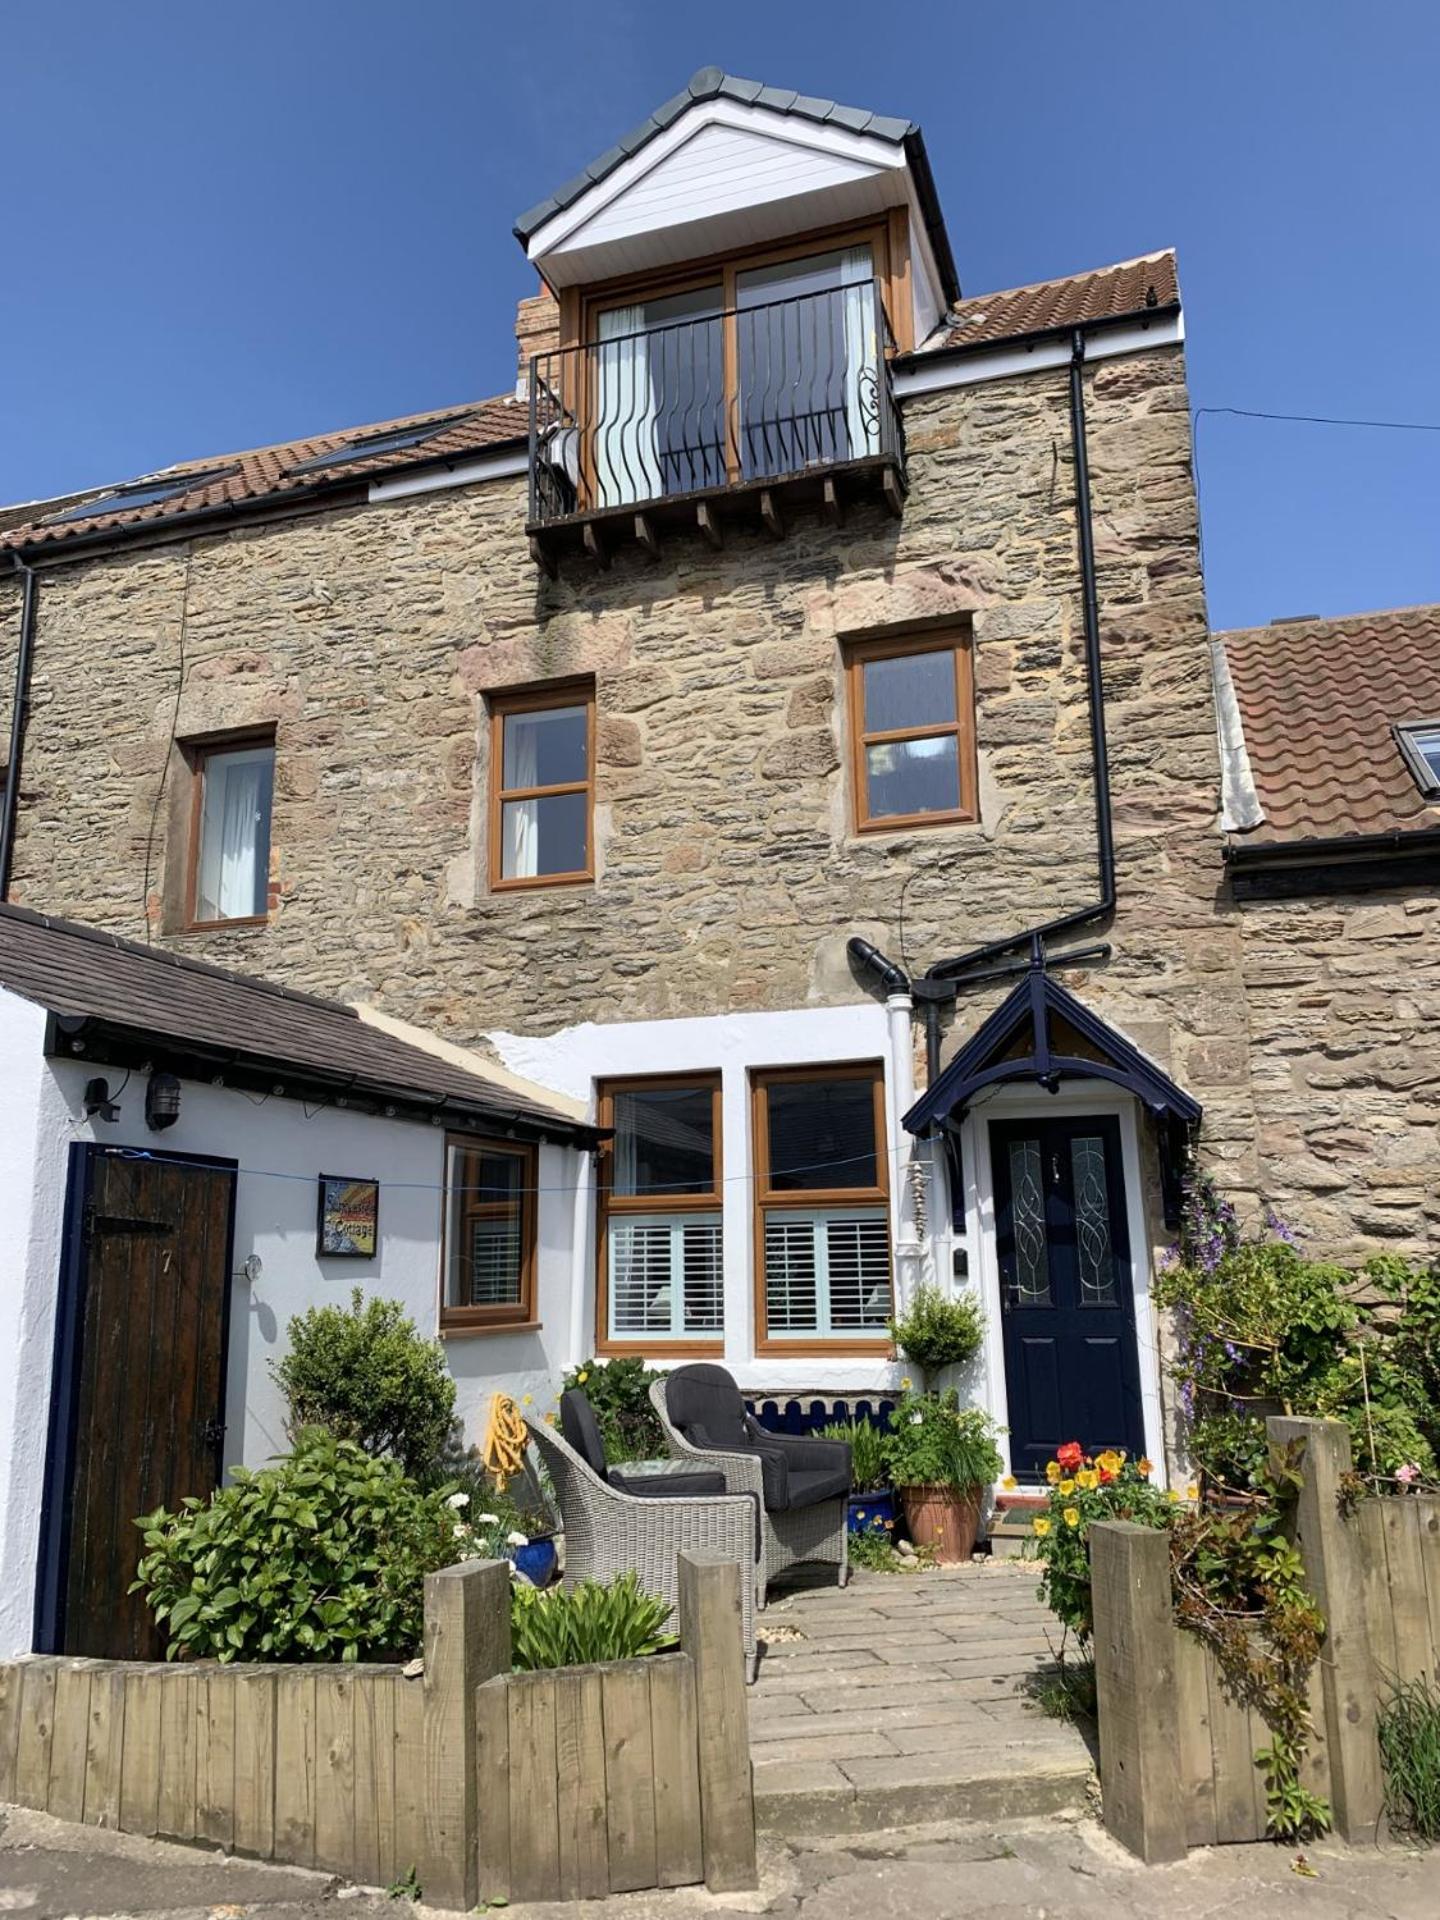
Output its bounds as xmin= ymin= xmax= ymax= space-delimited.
xmin=917 ymin=250 xmax=1179 ymax=355
xmin=0 ymin=901 xmax=597 ymax=1142
xmin=0 ymin=394 xmax=524 ymax=556
xmin=1220 ymin=605 xmax=1440 ymax=846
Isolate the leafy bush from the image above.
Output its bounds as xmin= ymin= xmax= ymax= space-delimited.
xmin=1379 ymin=1671 xmax=1440 ymax=1841
xmin=132 ymin=1431 xmax=460 ymax=1662
xmin=562 ymin=1356 xmax=664 ymax=1462
xmin=1026 ymin=1442 xmax=1173 ymax=1641
xmin=819 ymin=1417 xmax=888 ymax=1492
xmin=273 ymin=1291 xmax=455 ymax=1476
xmin=882 ymin=1391 xmax=1003 ymax=1491
xmin=510 ymin=1572 xmax=675 ymax=1670
xmin=887 ymin=1283 xmax=985 ymax=1390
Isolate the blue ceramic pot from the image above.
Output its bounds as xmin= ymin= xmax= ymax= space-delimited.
xmin=510 ymin=1535 xmax=558 ymax=1588
xmin=847 ymin=1488 xmax=897 ymax=1535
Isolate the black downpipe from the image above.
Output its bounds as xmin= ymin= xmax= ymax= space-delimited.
xmin=923 ymin=327 xmax=1116 ymax=985
xmin=1 ymin=558 xmax=38 ymax=901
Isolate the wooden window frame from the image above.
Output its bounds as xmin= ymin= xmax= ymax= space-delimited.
xmin=439 ymin=1133 xmax=539 ymax=1334
xmin=751 ymin=1061 xmax=893 ymax=1356
xmin=487 ymin=681 xmax=596 ymax=893
xmin=845 ymin=627 xmax=978 ymax=835
xmin=596 ymin=1073 xmax=724 ymax=1357
xmin=183 ymin=727 xmax=277 ymax=932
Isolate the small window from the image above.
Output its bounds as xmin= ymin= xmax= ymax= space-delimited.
xmin=597 ymin=1076 xmax=723 ymax=1351
xmin=846 ymin=629 xmax=977 ymax=832
xmin=752 ymin=1063 xmax=892 ymax=1350
xmin=189 ymin=735 xmax=275 ymax=926
xmin=489 ymin=684 xmax=595 ymax=889
xmin=44 ymin=467 xmax=239 ymax=525
xmin=1396 ymin=722 xmax=1440 ymax=799
xmin=286 ymin=415 xmax=472 ymax=475
xmin=442 ymin=1136 xmax=537 ymax=1331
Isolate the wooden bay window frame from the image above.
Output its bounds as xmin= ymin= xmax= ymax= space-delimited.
xmin=439 ymin=1132 xmax=539 ymax=1334
xmin=183 ymin=726 xmax=277 ymax=931
xmin=751 ymin=1061 xmax=894 ymax=1356
xmin=596 ymin=1073 xmax=724 ymax=1356
xmin=487 ymin=681 xmax=596 ymax=892
xmin=845 ymin=626 xmax=978 ymax=834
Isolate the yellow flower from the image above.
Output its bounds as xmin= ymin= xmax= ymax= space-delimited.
xmin=1186 ymin=1483 xmax=1199 ymax=1501
xmin=1076 ymin=1468 xmax=1099 ymax=1491
xmin=1137 ymin=1457 xmax=1153 ymax=1477
xmin=1166 ymin=1489 xmax=1180 ymax=1504
xmin=1001 ymin=1475 xmax=1017 ymax=1491
xmin=577 ymin=1370 xmax=589 ymax=1385
xmin=1032 ymin=1516 xmax=1051 ymax=1537
xmin=1058 ymin=1478 xmax=1076 ymax=1497
xmin=1063 ymin=1507 xmax=1080 ymax=1528
xmin=543 ymin=1412 xmax=556 ymax=1425
xmin=1045 ymin=1461 xmax=1062 ymax=1485
xmin=900 ymin=1376 xmax=913 ymax=1390
xmin=522 ymin=1394 xmax=533 ymax=1407
xmin=1096 ymin=1449 xmax=1124 ymax=1477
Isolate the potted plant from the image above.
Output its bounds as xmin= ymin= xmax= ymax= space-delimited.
xmin=888 ymin=1282 xmax=986 ymax=1393
xmin=883 ymin=1391 xmax=1004 ymax=1564
xmin=820 ymin=1414 xmax=894 ymax=1535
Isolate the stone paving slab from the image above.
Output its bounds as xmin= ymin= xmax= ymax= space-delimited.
xmin=751 ymin=1561 xmax=1092 ymax=1835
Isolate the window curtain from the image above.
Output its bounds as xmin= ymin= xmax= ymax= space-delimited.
xmin=839 ymin=247 xmax=880 ymax=462
xmin=199 ymin=749 xmax=270 ymax=920
xmin=595 ymin=305 xmax=662 ymax=508
xmin=501 ymin=722 xmax=538 ymax=879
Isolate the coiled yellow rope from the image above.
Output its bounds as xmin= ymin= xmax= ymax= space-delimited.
xmin=482 ymin=1391 xmax=529 ymax=1489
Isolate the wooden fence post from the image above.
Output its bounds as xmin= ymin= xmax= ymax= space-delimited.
xmin=1267 ymin=1415 xmax=1384 ymax=1843
xmin=676 ymin=1551 xmax=756 ymax=1893
xmin=421 ymin=1558 xmax=511 ymax=1910
xmin=1091 ymin=1521 xmax=1187 ymax=1863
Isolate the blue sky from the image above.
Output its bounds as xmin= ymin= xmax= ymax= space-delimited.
xmin=3 ymin=2 xmax=1436 ymax=629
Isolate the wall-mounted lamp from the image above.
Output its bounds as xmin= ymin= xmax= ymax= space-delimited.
xmin=82 ymin=1077 xmax=121 ymax=1123
xmin=145 ymin=1071 xmax=182 ymax=1131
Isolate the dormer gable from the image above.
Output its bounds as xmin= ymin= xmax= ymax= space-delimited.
xmin=514 ymin=68 xmax=958 ymax=353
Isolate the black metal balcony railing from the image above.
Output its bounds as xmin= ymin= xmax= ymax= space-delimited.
xmin=528 ymin=279 xmax=903 ymax=530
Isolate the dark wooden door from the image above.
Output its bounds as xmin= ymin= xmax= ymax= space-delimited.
xmin=47 ymin=1147 xmax=235 ymax=1658
xmin=991 ymin=1115 xmax=1145 ymax=1482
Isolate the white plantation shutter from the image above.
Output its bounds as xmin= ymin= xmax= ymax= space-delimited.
xmin=609 ymin=1216 xmax=723 ymax=1340
xmin=468 ymin=1214 xmax=522 ymax=1305
xmin=763 ymin=1208 xmax=892 ymax=1338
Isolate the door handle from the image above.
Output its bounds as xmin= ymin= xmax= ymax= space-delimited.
xmin=200 ymin=1418 xmax=226 ymax=1449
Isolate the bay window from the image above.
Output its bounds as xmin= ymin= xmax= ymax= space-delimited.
xmin=597 ymin=1075 xmax=723 ymax=1351
xmin=752 ymin=1062 xmax=893 ymax=1351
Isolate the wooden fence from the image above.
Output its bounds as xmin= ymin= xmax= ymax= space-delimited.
xmin=0 ymin=1551 xmax=757 ymax=1908
xmin=1093 ymin=1416 xmax=1440 ymax=1862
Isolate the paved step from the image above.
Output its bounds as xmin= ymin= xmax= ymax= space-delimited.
xmin=753 ymin=1752 xmax=1093 ymax=1837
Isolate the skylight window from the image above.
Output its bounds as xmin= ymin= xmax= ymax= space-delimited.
xmin=1395 ymin=722 xmax=1440 ymax=798
xmin=44 ymin=468 xmax=238 ymax=525
xmin=285 ymin=414 xmax=471 ymax=475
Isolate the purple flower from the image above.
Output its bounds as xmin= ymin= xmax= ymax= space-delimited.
xmin=1264 ymin=1206 xmax=1300 ymax=1245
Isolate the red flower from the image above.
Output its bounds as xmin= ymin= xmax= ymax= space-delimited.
xmin=1098 ymin=1467 xmax=1114 ymax=1485
xmin=1056 ymin=1441 xmax=1084 ymax=1472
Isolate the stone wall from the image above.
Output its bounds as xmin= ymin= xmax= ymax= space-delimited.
xmin=0 ymin=343 xmax=1430 ymax=1257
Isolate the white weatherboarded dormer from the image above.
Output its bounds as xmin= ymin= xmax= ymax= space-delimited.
xmin=514 ymin=67 xmax=959 ymax=354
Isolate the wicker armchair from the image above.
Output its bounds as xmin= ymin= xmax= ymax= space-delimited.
xmin=649 ymin=1367 xmax=850 ymax=1608
xmin=523 ymin=1415 xmax=760 ymax=1681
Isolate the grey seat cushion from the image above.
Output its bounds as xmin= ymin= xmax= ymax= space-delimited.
xmin=559 ymin=1389 xmax=611 ymax=1481
xmin=609 ymin=1467 xmax=728 ymax=1500
xmin=782 ymin=1461 xmax=852 ymax=1507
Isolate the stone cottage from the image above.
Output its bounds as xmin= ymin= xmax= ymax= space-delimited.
xmin=0 ymin=69 xmax=1434 ymax=1534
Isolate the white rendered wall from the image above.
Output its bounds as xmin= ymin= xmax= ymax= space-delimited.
xmin=491 ymin=1003 xmax=917 ymax=1397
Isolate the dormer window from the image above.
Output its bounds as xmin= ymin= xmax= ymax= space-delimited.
xmin=1396 ymin=722 xmax=1440 ymax=798
xmin=516 ymin=70 xmax=959 ymax=563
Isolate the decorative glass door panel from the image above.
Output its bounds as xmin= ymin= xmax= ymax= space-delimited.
xmin=990 ymin=1115 xmax=1144 ymax=1480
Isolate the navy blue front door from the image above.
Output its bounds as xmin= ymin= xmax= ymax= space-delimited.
xmin=991 ymin=1115 xmax=1145 ymax=1481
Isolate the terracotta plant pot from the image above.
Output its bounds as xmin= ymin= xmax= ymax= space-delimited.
xmin=899 ymin=1483 xmax=982 ymax=1564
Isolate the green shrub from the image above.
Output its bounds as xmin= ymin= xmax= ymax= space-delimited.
xmin=510 ymin=1572 xmax=675 ymax=1670
xmin=562 ymin=1356 xmax=664 ymax=1463
xmin=273 ymin=1291 xmax=455 ymax=1476
xmin=1379 ymin=1670 xmax=1440 ymax=1841
xmin=882 ymin=1391 xmax=1003 ymax=1491
xmin=819 ymin=1417 xmax=888 ymax=1492
xmin=887 ymin=1284 xmax=985 ymax=1390
xmin=132 ymin=1431 xmax=460 ymax=1662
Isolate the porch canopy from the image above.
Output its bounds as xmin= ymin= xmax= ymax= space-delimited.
xmin=902 ymin=963 xmax=1202 ymax=1225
